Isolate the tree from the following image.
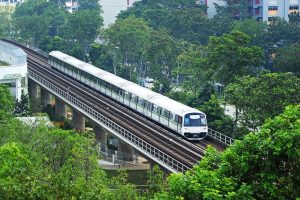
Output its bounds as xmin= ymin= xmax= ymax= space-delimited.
xmin=0 ymin=7 xmax=15 ymax=39
xmin=78 ymin=0 xmax=102 ymax=13
xmin=0 ymin=85 xmax=14 ymax=120
xmin=13 ymin=0 xmax=68 ymax=45
xmin=219 ymin=0 xmax=253 ymax=19
xmin=273 ymin=43 xmax=300 ymax=75
xmin=233 ymin=19 xmax=267 ymax=46
xmin=145 ymin=28 xmax=181 ymax=92
xmin=288 ymin=11 xmax=300 ymax=26
xmin=225 ymin=72 xmax=300 ymax=131
xmin=61 ymin=10 xmax=103 ymax=59
xmin=177 ymin=45 xmax=210 ymax=96
xmin=207 ymin=30 xmax=264 ymax=86
xmin=89 ymin=43 xmax=114 ymax=73
xmin=105 ymin=16 xmax=151 ymax=80
xmin=263 ymin=17 xmax=300 ymax=57
xmin=159 ymin=105 xmax=300 ymax=199
xmin=198 ymin=95 xmax=235 ymax=137
xmin=147 ymin=165 xmax=165 ymax=196
xmin=0 ymin=143 xmax=36 ymax=199
xmin=14 ymin=90 xmax=31 ymax=117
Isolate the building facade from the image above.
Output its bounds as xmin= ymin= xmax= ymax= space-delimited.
xmin=200 ymin=0 xmax=300 ymax=21
xmin=253 ymin=0 xmax=300 ymax=21
xmin=0 ymin=41 xmax=27 ymax=101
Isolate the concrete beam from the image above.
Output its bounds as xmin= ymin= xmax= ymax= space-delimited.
xmin=55 ymin=98 xmax=67 ymax=119
xmin=72 ymin=109 xmax=85 ymax=131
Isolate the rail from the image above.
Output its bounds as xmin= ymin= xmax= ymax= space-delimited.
xmin=28 ymin=69 xmax=190 ymax=173
xmin=208 ymin=128 xmax=234 ymax=145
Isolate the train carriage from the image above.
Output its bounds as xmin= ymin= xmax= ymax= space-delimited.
xmin=49 ymin=51 xmax=208 ymax=140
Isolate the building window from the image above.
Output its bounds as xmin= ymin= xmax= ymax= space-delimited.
xmin=289 ymin=5 xmax=299 ymax=10
xmin=268 ymin=6 xmax=278 ymax=16
xmin=255 ymin=0 xmax=260 ymax=4
xmin=255 ymin=8 xmax=260 ymax=15
xmin=268 ymin=6 xmax=278 ymax=11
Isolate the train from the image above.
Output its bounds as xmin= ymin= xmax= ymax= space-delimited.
xmin=48 ymin=51 xmax=208 ymax=140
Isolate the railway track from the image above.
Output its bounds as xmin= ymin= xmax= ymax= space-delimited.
xmin=3 ymin=39 xmax=227 ymax=171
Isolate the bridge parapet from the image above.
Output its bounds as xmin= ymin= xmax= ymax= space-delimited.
xmin=208 ymin=128 xmax=234 ymax=146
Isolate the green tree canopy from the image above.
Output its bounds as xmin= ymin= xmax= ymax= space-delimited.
xmin=61 ymin=10 xmax=103 ymax=59
xmin=159 ymin=105 xmax=300 ymax=199
xmin=207 ymin=30 xmax=264 ymax=86
xmin=225 ymin=72 xmax=300 ymax=130
xmin=105 ymin=16 xmax=151 ymax=80
xmin=273 ymin=43 xmax=300 ymax=75
xmin=0 ymin=85 xmax=14 ymax=120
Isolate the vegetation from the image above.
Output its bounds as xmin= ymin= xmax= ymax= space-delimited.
xmin=156 ymin=105 xmax=300 ymax=199
xmin=225 ymin=72 xmax=300 ymax=131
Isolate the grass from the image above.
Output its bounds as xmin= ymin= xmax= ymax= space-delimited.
xmin=104 ymin=169 xmax=149 ymax=185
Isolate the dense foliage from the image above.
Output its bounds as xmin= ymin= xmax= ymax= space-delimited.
xmin=225 ymin=72 xmax=300 ymax=131
xmin=156 ymin=105 xmax=300 ymax=199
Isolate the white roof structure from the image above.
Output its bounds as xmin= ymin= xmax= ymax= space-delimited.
xmin=49 ymin=51 xmax=203 ymax=116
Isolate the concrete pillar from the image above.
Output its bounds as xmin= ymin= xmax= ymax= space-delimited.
xmin=94 ymin=126 xmax=108 ymax=154
xmin=94 ymin=126 xmax=108 ymax=144
xmin=118 ymin=141 xmax=134 ymax=161
xmin=41 ymin=88 xmax=51 ymax=108
xmin=72 ymin=109 xmax=85 ymax=131
xmin=55 ymin=98 xmax=67 ymax=119
xmin=28 ymin=79 xmax=38 ymax=99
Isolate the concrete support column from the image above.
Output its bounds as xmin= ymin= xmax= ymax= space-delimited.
xmin=41 ymin=88 xmax=51 ymax=108
xmin=94 ymin=126 xmax=108 ymax=145
xmin=55 ymin=98 xmax=67 ymax=119
xmin=72 ymin=109 xmax=85 ymax=131
xmin=94 ymin=126 xmax=108 ymax=155
xmin=28 ymin=79 xmax=38 ymax=99
xmin=118 ymin=141 xmax=134 ymax=161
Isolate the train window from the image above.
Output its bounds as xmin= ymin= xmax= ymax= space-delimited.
xmin=119 ymin=89 xmax=124 ymax=96
xmin=130 ymin=94 xmax=136 ymax=102
xmin=170 ymin=112 xmax=175 ymax=121
xmin=163 ymin=109 xmax=169 ymax=118
xmin=153 ymin=105 xmax=158 ymax=113
xmin=125 ymin=91 xmax=131 ymax=99
xmin=138 ymin=98 xmax=144 ymax=106
xmin=147 ymin=102 xmax=153 ymax=111
xmin=157 ymin=107 xmax=162 ymax=115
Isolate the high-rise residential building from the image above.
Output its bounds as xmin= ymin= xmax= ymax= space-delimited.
xmin=253 ymin=0 xmax=300 ymax=21
xmin=201 ymin=0 xmax=300 ymax=21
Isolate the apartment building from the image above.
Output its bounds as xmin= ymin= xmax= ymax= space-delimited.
xmin=0 ymin=40 xmax=27 ymax=101
xmin=253 ymin=0 xmax=300 ymax=21
xmin=200 ymin=0 xmax=299 ymax=21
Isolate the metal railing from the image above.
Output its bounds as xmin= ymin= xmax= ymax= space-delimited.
xmin=28 ymin=69 xmax=190 ymax=173
xmin=208 ymin=128 xmax=235 ymax=146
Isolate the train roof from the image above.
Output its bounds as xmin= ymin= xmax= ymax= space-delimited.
xmin=49 ymin=51 xmax=204 ymax=116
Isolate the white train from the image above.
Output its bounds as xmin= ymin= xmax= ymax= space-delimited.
xmin=48 ymin=51 xmax=208 ymax=140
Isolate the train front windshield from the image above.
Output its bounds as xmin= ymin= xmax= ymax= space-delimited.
xmin=184 ymin=113 xmax=207 ymax=127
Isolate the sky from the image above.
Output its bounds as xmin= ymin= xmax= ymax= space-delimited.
xmin=100 ymin=0 xmax=139 ymax=27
